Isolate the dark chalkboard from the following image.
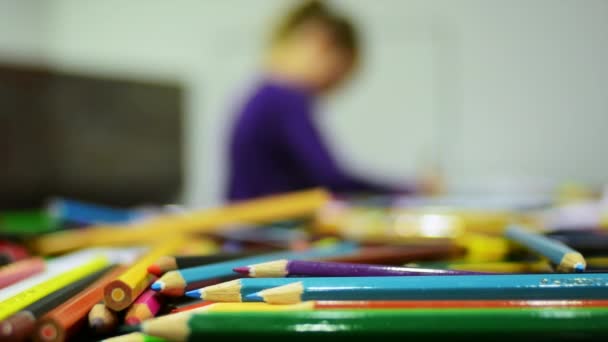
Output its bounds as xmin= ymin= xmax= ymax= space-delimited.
xmin=0 ymin=64 xmax=183 ymax=209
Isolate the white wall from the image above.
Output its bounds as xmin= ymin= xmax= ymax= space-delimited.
xmin=3 ymin=0 xmax=607 ymax=205
xmin=0 ymin=0 xmax=48 ymax=64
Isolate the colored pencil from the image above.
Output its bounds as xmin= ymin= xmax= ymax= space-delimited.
xmin=235 ymin=273 xmax=608 ymax=304
xmin=0 ymin=257 xmax=45 ymax=289
xmin=170 ymin=299 xmax=608 ymax=314
xmin=151 ymin=242 xmax=358 ymax=296
xmin=147 ymin=251 xmax=274 ymax=276
xmin=0 ymin=240 xmax=30 ymax=265
xmin=48 ymin=198 xmax=140 ymax=225
xmin=124 ymin=289 xmax=164 ymax=325
xmin=234 ymin=259 xmax=486 ymax=278
xmin=0 ymin=266 xmax=110 ymax=342
xmin=170 ymin=301 xmax=213 ymax=313
xmin=324 ymin=244 xmax=464 ymax=265
xmin=505 ymin=224 xmax=586 ymax=272
xmin=33 ymin=265 xmax=127 ymax=342
xmin=102 ymin=332 xmax=167 ymax=342
xmin=88 ymin=303 xmax=119 ymax=334
xmin=30 ymin=188 xmax=329 ymax=255
xmin=0 ymin=210 xmax=60 ymax=235
xmin=0 ymin=255 xmax=110 ymax=320
xmin=104 ymin=238 xmax=183 ymax=311
xmin=0 ymin=249 xmax=112 ymax=302
xmin=131 ymin=308 xmax=608 ymax=340
xmin=431 ymin=260 xmax=554 ymax=273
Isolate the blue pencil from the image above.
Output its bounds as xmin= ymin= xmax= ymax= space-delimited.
xmin=151 ymin=242 xmax=358 ymax=296
xmin=202 ymin=273 xmax=608 ymax=304
xmin=48 ymin=198 xmax=140 ymax=225
xmin=505 ymin=224 xmax=586 ymax=272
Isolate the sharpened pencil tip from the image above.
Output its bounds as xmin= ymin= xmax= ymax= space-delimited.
xmin=185 ymin=289 xmax=202 ymax=299
xmin=245 ymin=293 xmax=264 ymax=302
xmin=574 ymin=263 xmax=586 ymax=272
xmin=89 ymin=318 xmax=105 ymax=329
xmin=233 ymin=266 xmax=250 ymax=274
xmin=150 ymin=282 xmax=163 ymax=291
xmin=147 ymin=264 xmax=162 ymax=276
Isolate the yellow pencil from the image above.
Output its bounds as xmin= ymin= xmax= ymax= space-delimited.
xmin=104 ymin=238 xmax=184 ymax=311
xmin=0 ymin=255 xmax=109 ymax=320
xmin=30 ymin=188 xmax=330 ymax=254
xmin=443 ymin=260 xmax=553 ymax=273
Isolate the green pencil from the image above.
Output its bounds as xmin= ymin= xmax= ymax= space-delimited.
xmin=102 ymin=332 xmax=167 ymax=342
xmin=0 ymin=211 xmax=60 ymax=235
xmin=133 ymin=308 xmax=608 ymax=341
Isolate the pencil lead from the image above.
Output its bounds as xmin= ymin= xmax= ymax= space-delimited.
xmin=150 ymin=282 xmax=163 ymax=291
xmin=147 ymin=264 xmax=162 ymax=276
xmin=233 ymin=266 xmax=250 ymax=275
xmin=245 ymin=293 xmax=264 ymax=302
xmin=574 ymin=263 xmax=586 ymax=272
xmin=185 ymin=289 xmax=202 ymax=299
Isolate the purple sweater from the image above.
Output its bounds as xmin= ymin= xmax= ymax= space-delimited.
xmin=226 ymin=80 xmax=411 ymax=201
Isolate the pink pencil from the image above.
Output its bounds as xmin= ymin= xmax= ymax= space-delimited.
xmin=124 ymin=288 xmax=164 ymax=325
xmin=0 ymin=257 xmax=45 ymax=289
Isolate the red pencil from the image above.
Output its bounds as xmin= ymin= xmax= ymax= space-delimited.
xmin=0 ymin=240 xmax=30 ymax=265
xmin=0 ymin=257 xmax=45 ymax=289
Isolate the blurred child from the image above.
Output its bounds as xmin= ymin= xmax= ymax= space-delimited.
xmin=225 ymin=0 xmax=433 ymax=201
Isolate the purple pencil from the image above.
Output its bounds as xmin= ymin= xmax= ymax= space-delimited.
xmin=233 ymin=259 xmax=487 ymax=277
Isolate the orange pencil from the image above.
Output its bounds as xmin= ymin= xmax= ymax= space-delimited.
xmin=124 ymin=289 xmax=164 ymax=325
xmin=34 ymin=266 xmax=126 ymax=342
xmin=0 ymin=257 xmax=45 ymax=289
xmin=104 ymin=238 xmax=183 ymax=311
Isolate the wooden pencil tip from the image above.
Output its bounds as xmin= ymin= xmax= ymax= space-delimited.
xmin=233 ymin=266 xmax=250 ymax=275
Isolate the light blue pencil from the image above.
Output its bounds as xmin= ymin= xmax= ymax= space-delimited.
xmin=151 ymin=242 xmax=358 ymax=295
xmin=202 ymin=273 xmax=608 ymax=304
xmin=505 ymin=224 xmax=586 ymax=272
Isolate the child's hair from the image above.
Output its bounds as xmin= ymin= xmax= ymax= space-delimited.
xmin=271 ymin=0 xmax=359 ymax=62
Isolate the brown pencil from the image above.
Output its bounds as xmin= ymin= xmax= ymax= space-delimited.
xmin=33 ymin=266 xmax=127 ymax=342
xmin=325 ymin=245 xmax=464 ymax=265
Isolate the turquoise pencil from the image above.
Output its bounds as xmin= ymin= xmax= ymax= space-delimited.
xmin=505 ymin=225 xmax=586 ymax=272
xmin=197 ymin=273 xmax=608 ymax=304
xmin=151 ymin=242 xmax=358 ymax=295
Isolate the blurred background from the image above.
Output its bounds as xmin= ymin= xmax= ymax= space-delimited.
xmin=1 ymin=0 xmax=607 ymax=209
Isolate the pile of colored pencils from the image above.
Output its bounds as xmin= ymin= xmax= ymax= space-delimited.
xmin=1 ymin=188 xmax=608 ymax=341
